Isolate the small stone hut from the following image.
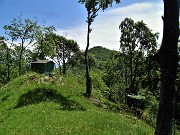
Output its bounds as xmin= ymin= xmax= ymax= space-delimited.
xmin=31 ymin=60 xmax=54 ymax=74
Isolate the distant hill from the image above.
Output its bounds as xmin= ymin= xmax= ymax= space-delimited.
xmin=89 ymin=46 xmax=114 ymax=61
xmin=89 ymin=46 xmax=117 ymax=70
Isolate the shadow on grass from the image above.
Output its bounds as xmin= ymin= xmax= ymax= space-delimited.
xmin=1 ymin=95 xmax=10 ymax=102
xmin=14 ymin=88 xmax=86 ymax=111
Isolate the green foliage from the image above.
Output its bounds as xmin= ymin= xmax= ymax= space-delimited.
xmin=3 ymin=16 xmax=38 ymax=42
xmin=33 ymin=23 xmax=56 ymax=60
xmin=89 ymin=46 xmax=115 ymax=70
xmin=0 ymin=41 xmax=9 ymax=83
xmin=50 ymin=34 xmax=81 ymax=75
xmin=0 ymin=37 xmax=19 ymax=83
xmin=79 ymin=0 xmax=120 ymax=11
xmin=119 ymin=17 xmax=159 ymax=95
xmin=91 ymin=69 xmax=109 ymax=97
xmin=3 ymin=15 xmax=38 ymax=76
xmin=86 ymin=18 xmax=160 ymax=127
xmin=143 ymin=94 xmax=159 ymax=126
xmin=102 ymin=52 xmax=128 ymax=102
xmin=67 ymin=44 xmax=160 ymax=128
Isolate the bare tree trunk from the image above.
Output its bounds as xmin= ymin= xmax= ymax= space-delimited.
xmin=19 ymin=39 xmax=25 ymax=76
xmin=85 ymin=11 xmax=92 ymax=97
xmin=58 ymin=60 xmax=62 ymax=75
xmin=155 ymin=0 xmax=179 ymax=134
xmin=6 ymin=47 xmax=10 ymax=82
xmin=19 ymin=52 xmax=22 ymax=76
xmin=40 ymin=39 xmax=45 ymax=60
xmin=129 ymin=46 xmax=133 ymax=93
xmin=62 ymin=44 xmax=66 ymax=75
xmin=19 ymin=42 xmax=24 ymax=76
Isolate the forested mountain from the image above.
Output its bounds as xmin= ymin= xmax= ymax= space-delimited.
xmin=89 ymin=46 xmax=115 ymax=61
xmin=88 ymin=46 xmax=117 ymax=70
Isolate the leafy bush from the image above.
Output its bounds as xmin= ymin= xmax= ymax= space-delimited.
xmin=142 ymin=91 xmax=159 ymax=126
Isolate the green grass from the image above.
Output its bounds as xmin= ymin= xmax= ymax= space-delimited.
xmin=0 ymin=72 xmax=154 ymax=135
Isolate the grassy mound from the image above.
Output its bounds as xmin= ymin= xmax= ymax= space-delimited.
xmin=0 ymin=72 xmax=154 ymax=135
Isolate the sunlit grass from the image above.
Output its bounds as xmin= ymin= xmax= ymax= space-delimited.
xmin=0 ymin=72 xmax=154 ymax=135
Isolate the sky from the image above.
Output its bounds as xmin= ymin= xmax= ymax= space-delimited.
xmin=0 ymin=0 xmax=163 ymax=50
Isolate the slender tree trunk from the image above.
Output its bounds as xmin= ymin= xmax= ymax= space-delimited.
xmin=19 ymin=51 xmax=22 ymax=76
xmin=56 ymin=47 xmax=62 ymax=75
xmin=129 ymin=47 xmax=133 ymax=93
xmin=58 ymin=62 xmax=62 ymax=75
xmin=62 ymin=45 xmax=66 ymax=75
xmin=40 ymin=39 xmax=45 ymax=60
xmin=131 ymin=58 xmax=139 ymax=94
xmin=155 ymin=0 xmax=179 ymax=134
xmin=6 ymin=47 xmax=10 ymax=82
xmin=19 ymin=40 xmax=24 ymax=76
xmin=85 ymin=12 xmax=92 ymax=97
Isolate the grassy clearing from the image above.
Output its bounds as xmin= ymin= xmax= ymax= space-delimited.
xmin=0 ymin=72 xmax=154 ymax=135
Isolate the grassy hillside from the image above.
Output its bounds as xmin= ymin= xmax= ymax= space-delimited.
xmin=0 ymin=72 xmax=154 ymax=135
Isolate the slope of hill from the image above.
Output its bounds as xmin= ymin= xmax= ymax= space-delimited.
xmin=89 ymin=46 xmax=117 ymax=70
xmin=89 ymin=46 xmax=115 ymax=61
xmin=0 ymin=72 xmax=153 ymax=135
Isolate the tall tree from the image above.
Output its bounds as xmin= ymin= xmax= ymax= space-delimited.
xmin=4 ymin=16 xmax=38 ymax=76
xmin=79 ymin=0 xmax=120 ymax=97
xmin=119 ymin=18 xmax=158 ymax=95
xmin=155 ymin=0 xmax=179 ymax=134
xmin=50 ymin=34 xmax=80 ymax=75
xmin=63 ymin=39 xmax=80 ymax=75
xmin=33 ymin=24 xmax=55 ymax=60
xmin=0 ymin=37 xmax=19 ymax=82
xmin=0 ymin=37 xmax=10 ymax=82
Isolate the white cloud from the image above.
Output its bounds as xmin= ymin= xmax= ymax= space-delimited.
xmin=57 ymin=2 xmax=163 ymax=51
